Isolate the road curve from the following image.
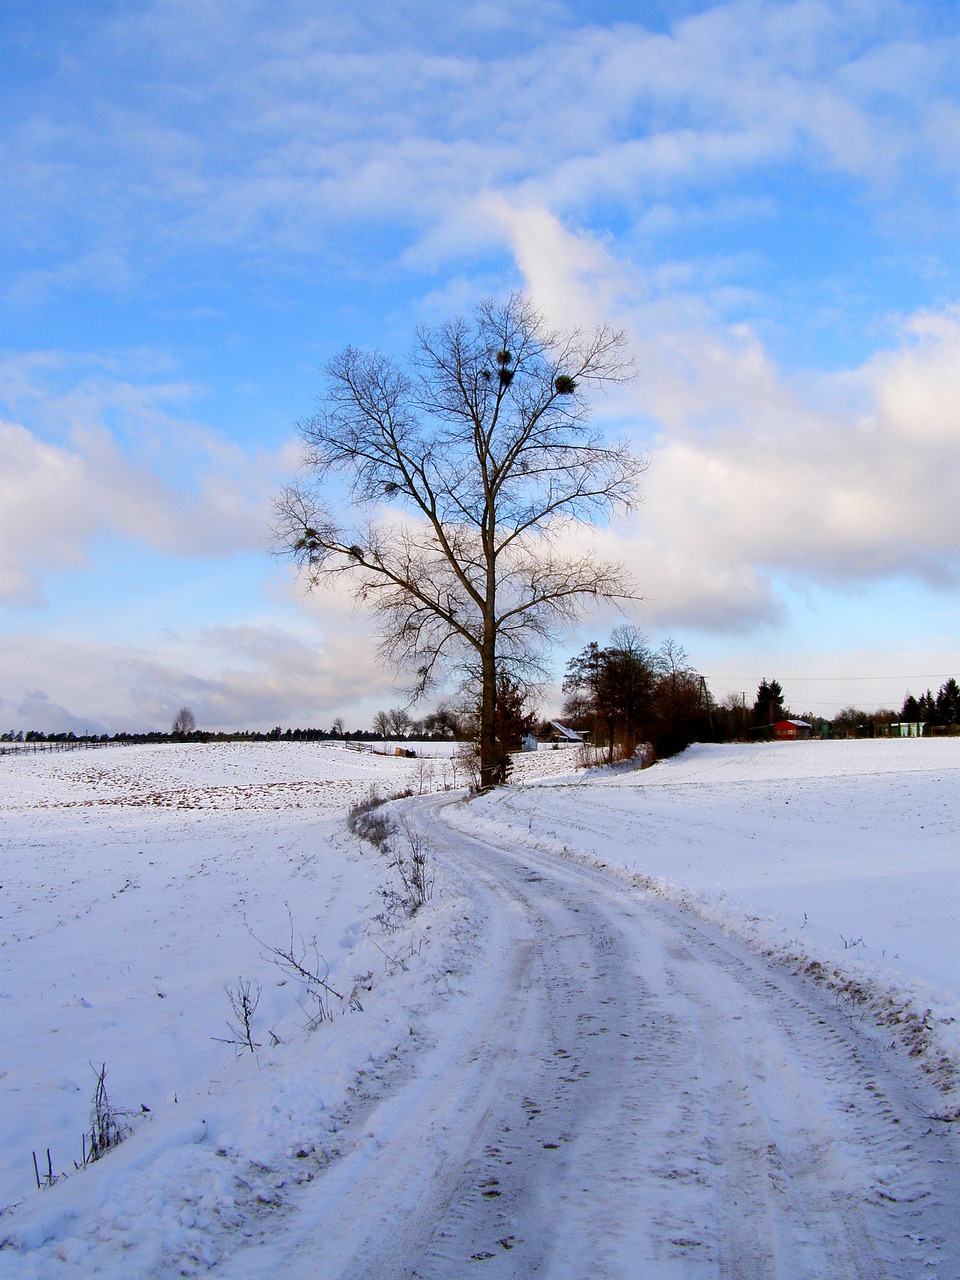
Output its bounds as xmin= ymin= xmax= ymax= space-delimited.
xmin=225 ymin=793 xmax=960 ymax=1279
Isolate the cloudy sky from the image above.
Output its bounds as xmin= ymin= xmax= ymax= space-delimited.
xmin=2 ymin=0 xmax=959 ymax=733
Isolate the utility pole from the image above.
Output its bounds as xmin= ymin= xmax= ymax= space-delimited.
xmin=698 ymin=675 xmax=713 ymax=732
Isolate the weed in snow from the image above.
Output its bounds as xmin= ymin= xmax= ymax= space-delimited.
xmin=30 ymin=1063 xmax=134 ymax=1194
xmin=216 ymin=977 xmax=263 ymax=1053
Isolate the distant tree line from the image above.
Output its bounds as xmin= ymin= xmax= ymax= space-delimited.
xmin=556 ymin=652 xmax=960 ymax=762
xmin=7 ymin=675 xmax=955 ymax=761
xmin=709 ymin=678 xmax=787 ymax=740
xmin=0 ymin=716 xmax=471 ymax=747
xmin=1 ymin=730 xmax=114 ymax=744
xmin=817 ymin=679 xmax=958 ymax=739
xmin=707 ymin=675 xmax=960 ymax=742
xmin=0 ymin=728 xmax=355 ymax=745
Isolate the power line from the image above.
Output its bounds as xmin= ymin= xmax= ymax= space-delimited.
xmin=768 ymin=699 xmax=900 ymax=709
xmin=705 ymin=674 xmax=953 ymax=683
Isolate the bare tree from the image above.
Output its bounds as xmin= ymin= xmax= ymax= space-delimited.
xmin=171 ymin=706 xmax=196 ymax=737
xmin=372 ymin=709 xmax=391 ymax=739
xmin=276 ymin=295 xmax=644 ymax=789
xmin=388 ymin=707 xmax=412 ymax=738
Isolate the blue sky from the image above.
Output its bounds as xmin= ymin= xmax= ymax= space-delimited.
xmin=2 ymin=0 xmax=959 ymax=733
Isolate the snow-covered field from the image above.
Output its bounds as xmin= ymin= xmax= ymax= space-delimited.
xmin=1 ymin=737 xmax=957 ymax=1276
xmin=0 ymin=744 xmax=453 ymax=1267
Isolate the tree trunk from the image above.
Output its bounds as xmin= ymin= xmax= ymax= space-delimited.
xmin=478 ymin=626 xmax=498 ymax=790
xmin=478 ymin=506 xmax=498 ymax=790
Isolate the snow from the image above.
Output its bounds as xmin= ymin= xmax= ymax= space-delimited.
xmin=1 ymin=737 xmax=957 ymax=1276
xmin=459 ymin=738 xmax=960 ymax=1089
xmin=0 ymin=743 xmax=454 ymax=1271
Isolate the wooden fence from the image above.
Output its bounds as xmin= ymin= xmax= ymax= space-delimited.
xmin=0 ymin=739 xmax=121 ymax=757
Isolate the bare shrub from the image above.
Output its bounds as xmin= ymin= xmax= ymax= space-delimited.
xmin=576 ymin=741 xmax=606 ymax=769
xmin=455 ymin=741 xmax=482 ymax=793
xmin=347 ymin=787 xmax=412 ymax=850
xmin=353 ymin=806 xmax=395 ymax=851
xmin=79 ymin=1064 xmax=132 ymax=1168
xmin=252 ymin=910 xmax=344 ymax=1029
xmin=414 ymin=756 xmax=435 ymax=795
xmin=371 ymin=935 xmax=425 ymax=974
xmin=380 ymin=821 xmax=434 ymax=918
xmin=216 ymin=976 xmax=262 ymax=1052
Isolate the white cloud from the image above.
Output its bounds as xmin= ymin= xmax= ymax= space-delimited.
xmin=7 ymin=246 xmax=135 ymax=307
xmin=0 ymin=353 xmax=296 ymax=603
xmin=0 ymin=620 xmax=397 ymax=734
xmin=0 ymin=422 xmax=92 ymax=602
xmin=4 ymin=0 xmax=959 ymax=279
xmin=480 ymin=206 xmax=960 ymax=628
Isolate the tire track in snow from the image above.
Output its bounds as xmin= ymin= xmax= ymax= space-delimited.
xmin=415 ymin=798 xmax=960 ymax=1278
xmin=221 ymin=794 xmax=960 ymax=1279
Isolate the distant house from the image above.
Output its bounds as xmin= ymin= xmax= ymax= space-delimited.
xmin=774 ymin=719 xmax=812 ymax=741
xmin=547 ymin=721 xmax=588 ymax=746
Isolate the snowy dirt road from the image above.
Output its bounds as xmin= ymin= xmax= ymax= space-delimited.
xmin=221 ymin=794 xmax=960 ymax=1280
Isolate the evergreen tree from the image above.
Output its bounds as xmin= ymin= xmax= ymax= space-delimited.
xmin=936 ymin=678 xmax=960 ymax=726
xmin=918 ymin=689 xmax=937 ymax=725
xmin=900 ymin=693 xmax=921 ymax=722
xmin=753 ymin=679 xmax=785 ymax=727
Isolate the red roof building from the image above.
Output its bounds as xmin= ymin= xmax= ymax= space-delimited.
xmin=774 ymin=719 xmax=812 ymax=740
